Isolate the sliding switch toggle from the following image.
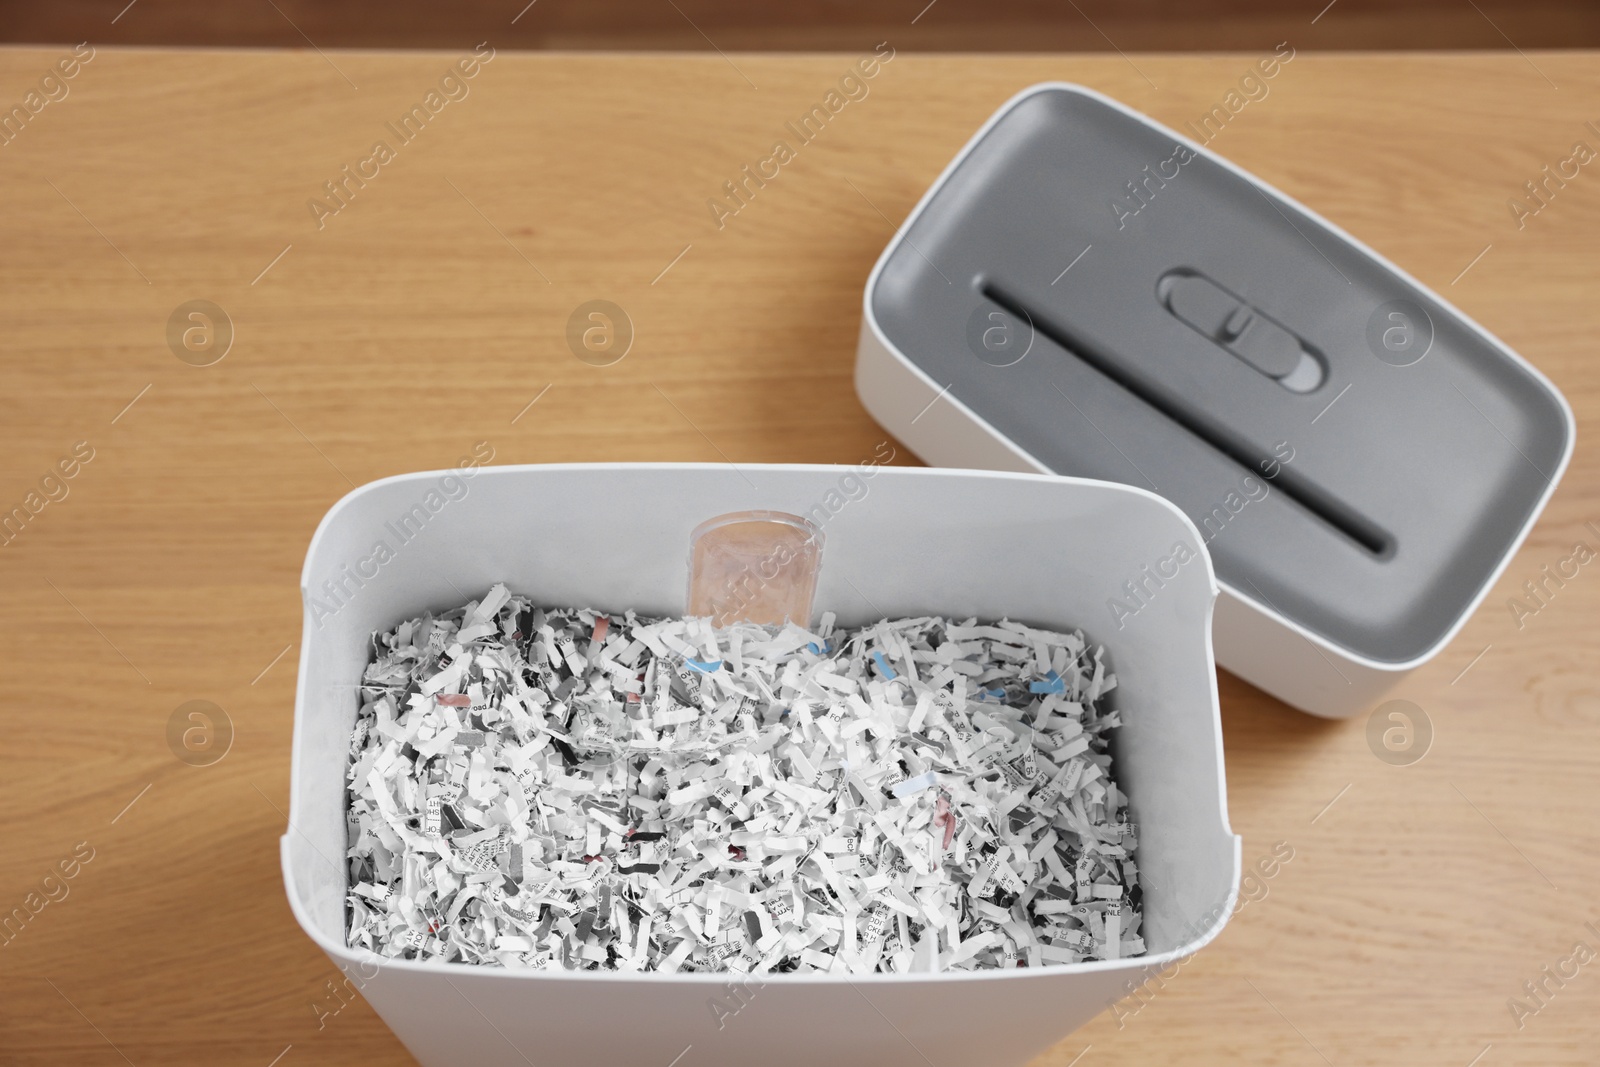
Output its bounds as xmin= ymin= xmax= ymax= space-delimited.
xmin=1160 ymin=269 xmax=1324 ymax=392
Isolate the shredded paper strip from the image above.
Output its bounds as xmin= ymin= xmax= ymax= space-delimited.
xmin=345 ymin=584 xmax=1144 ymax=973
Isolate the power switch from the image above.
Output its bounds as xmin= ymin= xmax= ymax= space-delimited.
xmin=1227 ymin=311 xmax=1303 ymax=378
xmin=1160 ymin=270 xmax=1323 ymax=391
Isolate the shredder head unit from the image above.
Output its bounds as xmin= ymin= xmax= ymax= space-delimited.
xmin=855 ymin=84 xmax=1574 ymax=718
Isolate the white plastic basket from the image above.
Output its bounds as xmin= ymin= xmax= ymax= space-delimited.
xmin=282 ymin=463 xmax=1238 ymax=1067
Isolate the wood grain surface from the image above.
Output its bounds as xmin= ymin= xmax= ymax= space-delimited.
xmin=8 ymin=0 xmax=1600 ymax=53
xmin=0 ymin=45 xmax=1597 ymax=1067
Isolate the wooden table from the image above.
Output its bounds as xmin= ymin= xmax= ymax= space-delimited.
xmin=1 ymin=45 xmax=1596 ymax=1067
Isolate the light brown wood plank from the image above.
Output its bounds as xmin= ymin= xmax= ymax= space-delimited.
xmin=0 ymin=48 xmax=1596 ymax=1066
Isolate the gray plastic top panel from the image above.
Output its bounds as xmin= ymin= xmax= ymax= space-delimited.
xmin=870 ymin=86 xmax=1571 ymax=664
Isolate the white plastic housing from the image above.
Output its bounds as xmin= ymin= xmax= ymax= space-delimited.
xmin=855 ymin=83 xmax=1576 ymax=719
xmin=284 ymin=463 xmax=1238 ymax=1067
